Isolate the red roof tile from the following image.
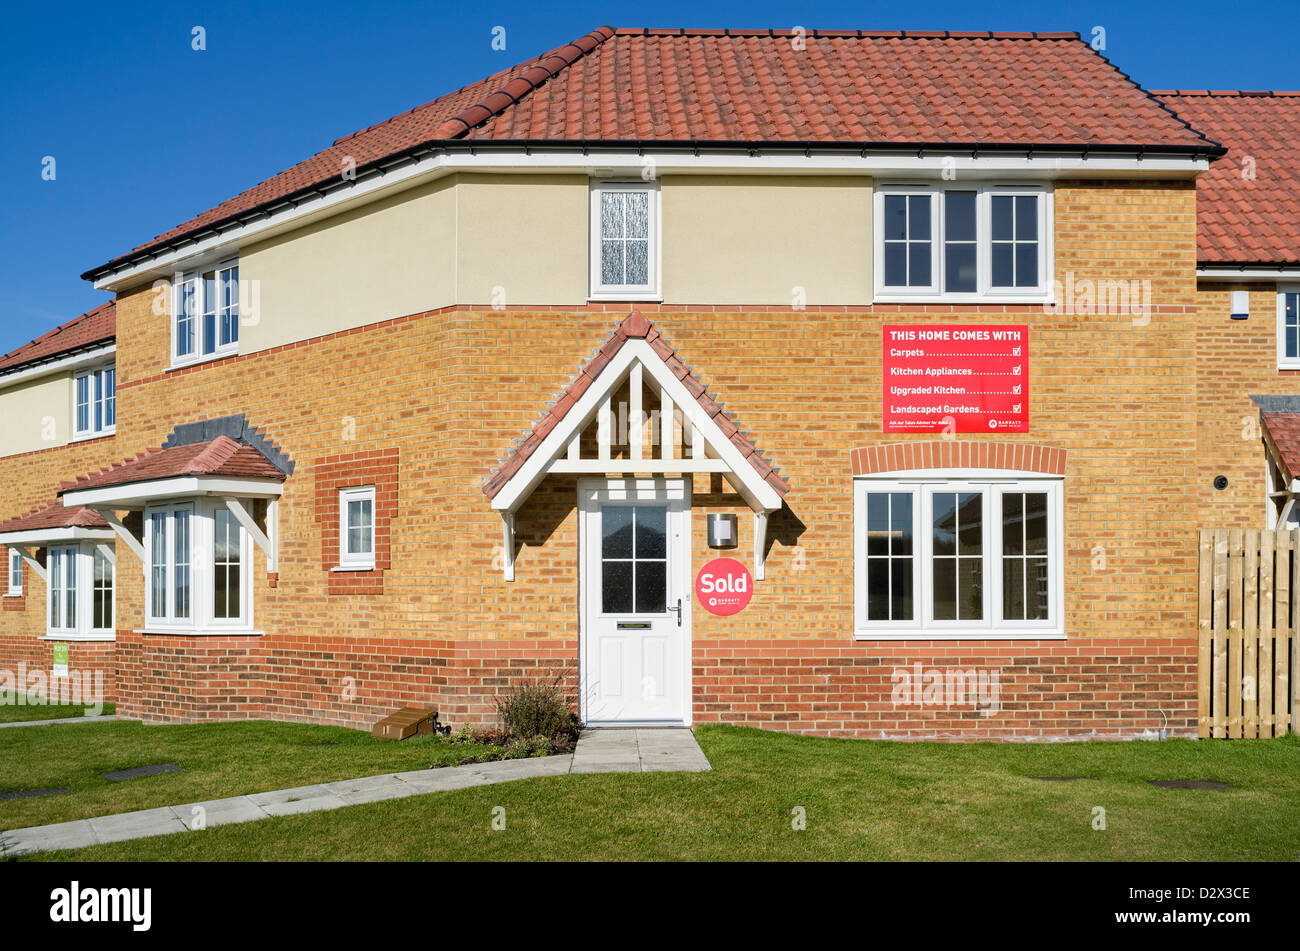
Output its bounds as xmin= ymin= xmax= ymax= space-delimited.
xmin=0 ymin=501 xmax=109 ymax=535
xmin=90 ymin=28 xmax=1217 ymax=280
xmin=0 ymin=300 xmax=115 ymax=375
xmin=59 ymin=436 xmax=287 ymax=495
xmin=483 ymin=311 xmax=789 ymax=501
xmin=1262 ymin=412 xmax=1300 ymax=482
xmin=1153 ymin=91 xmax=1300 ymax=265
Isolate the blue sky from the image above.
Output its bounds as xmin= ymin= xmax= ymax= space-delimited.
xmin=0 ymin=0 xmax=1295 ymax=355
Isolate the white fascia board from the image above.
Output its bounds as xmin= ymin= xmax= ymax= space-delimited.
xmin=0 ymin=344 xmax=116 ymax=390
xmin=0 ymin=526 xmax=116 ymax=545
xmin=62 ymin=476 xmax=284 ymax=509
xmin=489 ymin=339 xmax=782 ymax=514
xmin=93 ymin=149 xmax=1209 ymax=292
xmin=1198 ymin=267 xmax=1300 ymax=281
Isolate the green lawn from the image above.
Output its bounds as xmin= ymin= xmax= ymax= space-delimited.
xmin=12 ymin=724 xmax=1300 ymax=861
xmin=0 ymin=696 xmax=114 ymax=723
xmin=0 ymin=719 xmax=501 ymax=830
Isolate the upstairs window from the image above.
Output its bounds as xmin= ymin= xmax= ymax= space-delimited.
xmin=74 ymin=364 xmax=116 ymax=438
xmin=875 ymin=186 xmax=1051 ymax=302
xmin=855 ymin=477 xmax=1063 ymax=638
xmin=173 ymin=260 xmax=239 ymax=365
xmin=1278 ymin=287 xmax=1300 ymax=369
xmin=590 ymin=183 xmax=659 ymax=300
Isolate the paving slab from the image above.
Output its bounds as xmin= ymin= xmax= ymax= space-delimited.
xmin=0 ymin=715 xmax=117 ymax=729
xmin=1 ymin=819 xmax=98 ymax=857
xmin=170 ymin=797 xmax=266 ymax=831
xmin=90 ymin=807 xmax=187 ymax=844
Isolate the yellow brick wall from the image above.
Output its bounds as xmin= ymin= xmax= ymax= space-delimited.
xmin=0 ymin=179 xmax=1206 ymax=651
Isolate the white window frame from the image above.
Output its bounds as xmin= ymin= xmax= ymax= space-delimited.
xmin=171 ymin=259 xmax=240 ymax=368
xmin=144 ymin=499 xmax=254 ymax=633
xmin=337 ymin=486 xmax=376 ymax=570
xmin=589 ymin=181 xmax=662 ymax=302
xmin=42 ymin=542 xmax=115 ymax=640
xmin=1277 ymin=284 xmax=1300 ymax=370
xmin=874 ymin=184 xmax=1054 ymax=304
xmin=73 ymin=363 xmax=116 ymax=439
xmin=854 ymin=473 xmax=1064 ymax=639
xmin=6 ymin=547 xmax=21 ymax=596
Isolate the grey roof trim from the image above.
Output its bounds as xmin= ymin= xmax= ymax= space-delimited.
xmin=160 ymin=413 xmax=295 ymax=475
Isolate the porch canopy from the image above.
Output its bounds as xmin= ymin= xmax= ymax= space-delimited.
xmin=58 ymin=416 xmax=292 ymax=571
xmin=482 ymin=311 xmax=790 ymax=580
xmin=0 ymin=502 xmax=116 ymax=582
xmin=1258 ymin=395 xmax=1300 ymax=526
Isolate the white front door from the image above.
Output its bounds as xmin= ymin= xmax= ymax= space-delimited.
xmin=580 ymin=478 xmax=691 ymax=724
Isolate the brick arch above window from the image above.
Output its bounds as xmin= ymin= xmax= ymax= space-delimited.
xmin=851 ymin=442 xmax=1066 ymax=476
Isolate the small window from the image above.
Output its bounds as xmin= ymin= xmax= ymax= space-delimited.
xmin=339 ymin=487 xmax=376 ymax=569
xmin=173 ymin=261 xmax=238 ymax=365
xmin=875 ymin=186 xmax=1051 ymax=302
xmin=855 ymin=478 xmax=1063 ymax=638
xmin=590 ymin=183 xmax=659 ymax=300
xmin=1278 ymin=287 xmax=1300 ymax=369
xmin=91 ymin=547 xmax=114 ymax=631
xmin=74 ymin=365 xmax=116 ymax=438
xmin=7 ymin=547 xmax=22 ymax=595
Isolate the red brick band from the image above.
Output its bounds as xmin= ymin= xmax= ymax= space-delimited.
xmin=851 ymin=441 xmax=1066 ymax=476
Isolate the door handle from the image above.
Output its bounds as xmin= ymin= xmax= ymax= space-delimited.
xmin=669 ymin=598 xmax=682 ymax=627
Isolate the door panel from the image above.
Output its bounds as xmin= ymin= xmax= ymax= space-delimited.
xmin=581 ymin=480 xmax=689 ymax=723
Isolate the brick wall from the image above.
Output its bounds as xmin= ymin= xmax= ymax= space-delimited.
xmin=0 ymin=178 xmax=1219 ymax=737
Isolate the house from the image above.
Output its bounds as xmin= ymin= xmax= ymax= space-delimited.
xmin=0 ymin=27 xmax=1294 ymax=739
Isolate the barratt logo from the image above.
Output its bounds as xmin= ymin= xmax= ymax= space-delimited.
xmin=49 ymin=881 xmax=152 ymax=931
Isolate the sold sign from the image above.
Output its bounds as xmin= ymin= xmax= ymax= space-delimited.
xmin=695 ymin=557 xmax=753 ymax=616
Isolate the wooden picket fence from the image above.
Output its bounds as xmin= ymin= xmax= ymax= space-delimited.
xmin=1197 ymin=529 xmax=1298 ymax=738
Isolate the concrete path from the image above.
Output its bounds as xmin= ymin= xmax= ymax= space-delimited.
xmin=0 ymin=727 xmax=709 ymax=856
xmin=0 ymin=715 xmax=117 ymax=730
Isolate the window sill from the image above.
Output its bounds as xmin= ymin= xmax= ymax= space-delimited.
xmin=4 ymin=592 xmax=22 ymax=599
xmin=874 ymin=293 xmax=1054 ymax=306
xmin=167 ymin=349 xmax=238 ymax=372
xmin=588 ymin=293 xmax=663 ymax=303
xmin=854 ymin=630 xmax=1065 ymax=641
xmin=1277 ymin=363 xmax=1300 ymax=371
xmin=39 ymin=633 xmax=116 ymax=642
xmin=331 ymin=564 xmax=376 ymax=573
xmin=135 ymin=628 xmax=263 ymax=637
xmin=71 ymin=429 xmax=115 ymax=443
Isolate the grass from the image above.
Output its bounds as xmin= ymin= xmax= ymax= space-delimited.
xmin=11 ymin=724 xmax=1300 ymax=861
xmin=0 ymin=719 xmax=506 ymax=830
xmin=0 ymin=696 xmax=114 ymax=723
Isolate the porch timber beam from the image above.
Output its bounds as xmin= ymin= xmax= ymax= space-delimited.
xmin=629 ymin=362 xmax=643 ymax=461
xmin=95 ymin=543 xmax=116 ymax=566
xmin=223 ymin=498 xmax=276 ymax=572
xmin=93 ymin=508 xmax=145 ymax=563
xmin=660 ymin=385 xmax=674 ymax=460
xmin=549 ymin=459 xmax=730 ymax=474
xmin=20 ymin=550 xmax=46 ymax=584
xmin=753 ymin=510 xmax=770 ymax=581
xmin=501 ymin=511 xmax=515 ymax=582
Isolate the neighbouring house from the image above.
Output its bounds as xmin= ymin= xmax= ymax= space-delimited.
xmin=1 ymin=27 xmax=1296 ymax=739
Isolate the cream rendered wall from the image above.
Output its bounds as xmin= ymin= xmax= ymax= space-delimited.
xmin=661 ymin=175 xmax=873 ymax=306
xmin=0 ymin=372 xmax=72 ymax=457
xmin=239 ymin=176 xmax=457 ymax=354
xmin=455 ymin=174 xmax=588 ymax=305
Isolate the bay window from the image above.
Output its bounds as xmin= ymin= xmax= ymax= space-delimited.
xmin=74 ymin=364 xmax=116 ymax=438
xmin=875 ymin=185 xmax=1052 ymax=302
xmin=855 ymin=477 xmax=1063 ymax=637
xmin=145 ymin=500 xmax=252 ymax=632
xmin=43 ymin=543 xmax=114 ymax=639
xmin=590 ymin=182 xmax=659 ymax=300
xmin=173 ymin=260 xmax=239 ymax=365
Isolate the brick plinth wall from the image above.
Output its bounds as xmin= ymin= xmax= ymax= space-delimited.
xmin=0 ymin=633 xmax=116 ymax=702
xmin=693 ymin=637 xmax=1197 ymax=740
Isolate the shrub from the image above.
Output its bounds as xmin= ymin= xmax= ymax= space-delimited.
xmin=495 ymin=676 xmax=579 ymax=745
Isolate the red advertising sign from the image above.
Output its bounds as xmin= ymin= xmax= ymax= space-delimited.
xmin=883 ymin=324 xmax=1028 ymax=434
xmin=695 ymin=557 xmax=753 ymax=616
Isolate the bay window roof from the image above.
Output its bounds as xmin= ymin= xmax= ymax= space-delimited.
xmin=0 ymin=502 xmax=114 ymax=545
